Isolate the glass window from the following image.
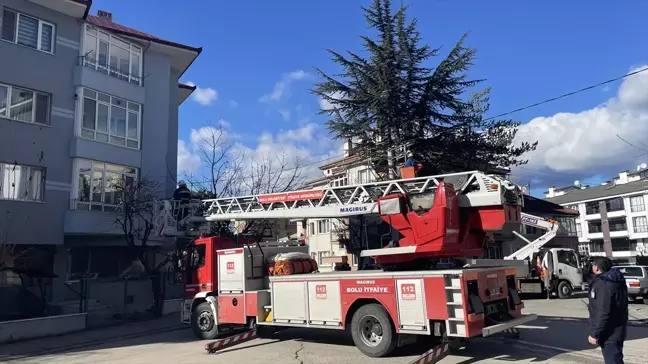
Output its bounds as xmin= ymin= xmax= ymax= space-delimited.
xmin=633 ymin=216 xmax=648 ymax=233
xmin=557 ymin=250 xmax=579 ymax=268
xmin=80 ymin=88 xmax=141 ymax=149
xmin=83 ymin=25 xmax=143 ymax=85
xmin=0 ymin=162 xmax=45 ymax=201
xmin=317 ymin=219 xmax=330 ymax=234
xmin=616 ymin=266 xmax=644 ymax=278
xmin=0 ymin=83 xmax=50 ymax=124
xmin=1 ymin=9 xmax=55 ymax=53
xmin=630 ymin=196 xmax=645 ymax=213
xmin=75 ymin=159 xmax=138 ymax=212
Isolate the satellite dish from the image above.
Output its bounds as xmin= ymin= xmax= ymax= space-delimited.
xmin=641 ymin=163 xmax=647 ymax=169
xmin=638 ymin=165 xmax=642 ymax=172
xmin=573 ymin=180 xmax=580 ymax=187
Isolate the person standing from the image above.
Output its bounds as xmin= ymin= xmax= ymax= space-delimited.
xmin=587 ymin=257 xmax=628 ymax=364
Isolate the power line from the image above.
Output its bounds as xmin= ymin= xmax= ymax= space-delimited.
xmin=484 ymin=66 xmax=648 ymax=121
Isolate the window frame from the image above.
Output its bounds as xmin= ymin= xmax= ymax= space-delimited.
xmin=0 ymin=82 xmax=51 ymax=125
xmin=82 ymin=24 xmax=143 ymax=86
xmin=630 ymin=196 xmax=646 ymax=213
xmin=1 ymin=8 xmax=56 ymax=54
xmin=75 ymin=159 xmax=138 ymax=212
xmin=79 ymin=87 xmax=141 ymax=149
xmin=0 ymin=161 xmax=46 ymax=202
xmin=316 ymin=219 xmax=330 ymax=235
xmin=633 ymin=216 xmax=648 ymax=234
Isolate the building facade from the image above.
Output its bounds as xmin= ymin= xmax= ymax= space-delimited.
xmin=0 ymin=0 xmax=200 ymax=317
xmin=545 ymin=170 xmax=648 ymax=263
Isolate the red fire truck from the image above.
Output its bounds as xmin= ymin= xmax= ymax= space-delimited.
xmin=160 ymin=171 xmax=538 ymax=362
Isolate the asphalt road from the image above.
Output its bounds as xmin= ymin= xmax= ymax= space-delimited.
xmin=2 ymin=297 xmax=648 ymax=364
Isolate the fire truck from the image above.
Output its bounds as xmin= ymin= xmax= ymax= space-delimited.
xmin=158 ymin=171 xmax=545 ymax=362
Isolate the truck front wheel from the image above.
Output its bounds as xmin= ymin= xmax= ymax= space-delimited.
xmin=191 ymin=302 xmax=219 ymax=340
xmin=557 ymin=281 xmax=573 ymax=299
xmin=350 ymin=303 xmax=398 ymax=357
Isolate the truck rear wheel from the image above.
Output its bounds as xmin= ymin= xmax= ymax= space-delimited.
xmin=350 ymin=303 xmax=398 ymax=357
xmin=557 ymin=281 xmax=572 ymax=299
xmin=191 ymin=302 xmax=219 ymax=340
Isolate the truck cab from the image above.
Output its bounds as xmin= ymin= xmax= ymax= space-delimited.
xmin=535 ymin=247 xmax=584 ymax=297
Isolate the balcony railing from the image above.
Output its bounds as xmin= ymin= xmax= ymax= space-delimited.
xmin=78 ymin=55 xmax=143 ymax=86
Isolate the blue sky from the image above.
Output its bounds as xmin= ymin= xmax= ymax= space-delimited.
xmin=91 ymin=0 xmax=648 ymax=196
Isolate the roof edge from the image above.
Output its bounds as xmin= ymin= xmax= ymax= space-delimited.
xmin=179 ymin=83 xmax=197 ymax=91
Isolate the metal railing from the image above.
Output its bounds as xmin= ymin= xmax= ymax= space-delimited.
xmin=78 ymin=55 xmax=143 ymax=86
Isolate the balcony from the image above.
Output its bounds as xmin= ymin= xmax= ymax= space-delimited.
xmin=74 ymin=56 xmax=145 ymax=105
xmin=64 ymin=199 xmax=123 ymax=235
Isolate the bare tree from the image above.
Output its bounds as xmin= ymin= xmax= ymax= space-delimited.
xmin=182 ymin=123 xmax=245 ymax=198
xmin=113 ymin=176 xmax=170 ymax=317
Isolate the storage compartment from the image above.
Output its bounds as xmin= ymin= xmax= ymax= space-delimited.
xmin=271 ymin=281 xmax=308 ymax=324
xmin=396 ymin=279 xmax=428 ymax=332
xmin=307 ymin=281 xmax=342 ymax=326
xmin=218 ymin=294 xmax=246 ymax=324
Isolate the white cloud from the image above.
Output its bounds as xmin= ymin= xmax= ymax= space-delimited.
xmin=177 ymin=140 xmax=200 ymax=174
xmin=184 ymin=81 xmax=218 ymax=106
xmin=259 ymin=70 xmax=308 ymax=103
xmin=229 ymin=100 xmax=238 ymax=109
xmin=512 ymin=65 xmax=648 ymax=183
xmin=318 ymin=91 xmax=346 ymax=111
xmin=177 ymin=122 xmax=341 ymax=189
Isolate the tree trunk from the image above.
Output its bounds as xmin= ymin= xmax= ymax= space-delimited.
xmin=149 ymin=272 xmax=164 ymax=317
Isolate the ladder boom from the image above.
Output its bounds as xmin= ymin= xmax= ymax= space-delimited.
xmin=198 ymin=170 xmax=521 ymax=222
xmin=504 ymin=213 xmax=559 ymax=261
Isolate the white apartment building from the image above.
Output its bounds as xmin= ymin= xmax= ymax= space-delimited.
xmin=545 ymin=169 xmax=648 ymax=263
xmin=296 ymin=140 xmax=378 ymax=271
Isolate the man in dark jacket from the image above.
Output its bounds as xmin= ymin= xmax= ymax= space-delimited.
xmin=173 ymin=181 xmax=192 ymax=229
xmin=587 ymin=257 xmax=628 ymax=364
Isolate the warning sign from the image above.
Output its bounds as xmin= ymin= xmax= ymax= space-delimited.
xmin=401 ymin=284 xmax=416 ymax=300
xmin=226 ymin=261 xmax=235 ymax=274
xmin=315 ymin=285 xmax=327 ymax=299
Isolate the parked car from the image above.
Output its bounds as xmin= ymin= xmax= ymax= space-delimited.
xmin=614 ymin=265 xmax=648 ymax=303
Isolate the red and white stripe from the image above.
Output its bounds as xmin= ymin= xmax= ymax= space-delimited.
xmin=205 ymin=330 xmax=257 ymax=353
xmin=410 ymin=342 xmax=451 ymax=364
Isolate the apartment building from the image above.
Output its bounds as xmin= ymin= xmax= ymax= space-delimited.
xmin=0 ymin=0 xmax=201 ymax=314
xmin=545 ymin=169 xmax=648 ymax=263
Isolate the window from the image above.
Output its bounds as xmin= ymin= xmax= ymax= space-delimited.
xmin=80 ymin=88 xmax=141 ymax=149
xmin=608 ymin=218 xmax=627 ymax=232
xmin=630 ymin=196 xmax=645 ymax=213
xmin=317 ymin=251 xmax=331 ymax=266
xmin=0 ymin=162 xmax=44 ymax=201
xmin=309 ymin=222 xmax=315 ymax=236
xmin=557 ymin=250 xmax=579 ymax=268
xmin=317 ymin=219 xmax=330 ymax=234
xmin=556 ymin=216 xmax=577 ymax=236
xmin=634 ymin=216 xmax=648 ymax=233
xmin=576 ymin=223 xmax=582 ymax=237
xmin=616 ymin=266 xmax=645 ymax=278
xmin=1 ymin=9 xmax=55 ymax=53
xmin=606 ymin=197 xmax=624 ymax=212
xmin=0 ymin=83 xmax=50 ymax=124
xmin=83 ymin=25 xmax=142 ymax=85
xmin=585 ymin=201 xmax=600 ymax=215
xmin=75 ymin=159 xmax=137 ymax=212
xmin=357 ymin=169 xmax=373 ymax=184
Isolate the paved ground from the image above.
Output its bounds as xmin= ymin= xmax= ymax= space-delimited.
xmin=1 ymin=294 xmax=647 ymax=364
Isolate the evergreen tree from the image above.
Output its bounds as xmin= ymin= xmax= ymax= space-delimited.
xmin=312 ymin=0 xmax=537 ymax=176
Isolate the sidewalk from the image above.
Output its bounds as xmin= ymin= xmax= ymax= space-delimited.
xmin=0 ymin=314 xmax=185 ymax=361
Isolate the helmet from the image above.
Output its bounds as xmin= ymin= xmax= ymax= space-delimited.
xmin=406 ymin=151 xmax=413 ymax=158
xmin=178 ymin=180 xmax=187 ymax=187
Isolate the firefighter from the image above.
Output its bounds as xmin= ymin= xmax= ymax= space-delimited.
xmin=173 ymin=180 xmax=192 ymax=229
xmin=404 ymin=152 xmax=423 ymax=177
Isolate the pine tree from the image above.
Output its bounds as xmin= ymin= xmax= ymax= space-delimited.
xmin=312 ymin=0 xmax=537 ymax=176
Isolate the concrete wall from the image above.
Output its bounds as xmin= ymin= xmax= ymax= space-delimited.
xmin=0 ymin=313 xmax=86 ymax=343
xmin=0 ymin=0 xmax=81 ymax=245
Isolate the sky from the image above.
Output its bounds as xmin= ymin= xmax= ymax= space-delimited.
xmin=90 ymin=0 xmax=648 ymax=197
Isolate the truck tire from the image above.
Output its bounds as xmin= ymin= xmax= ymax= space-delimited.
xmin=191 ymin=302 xmax=219 ymax=340
xmin=350 ymin=303 xmax=398 ymax=357
xmin=557 ymin=281 xmax=572 ymax=299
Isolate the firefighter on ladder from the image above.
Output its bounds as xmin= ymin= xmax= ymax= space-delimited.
xmin=401 ymin=151 xmax=424 ymax=178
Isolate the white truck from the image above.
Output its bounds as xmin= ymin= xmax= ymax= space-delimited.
xmin=468 ymin=213 xmax=584 ymax=298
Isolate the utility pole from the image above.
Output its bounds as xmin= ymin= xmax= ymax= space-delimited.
xmin=599 ymin=201 xmax=614 ymax=258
